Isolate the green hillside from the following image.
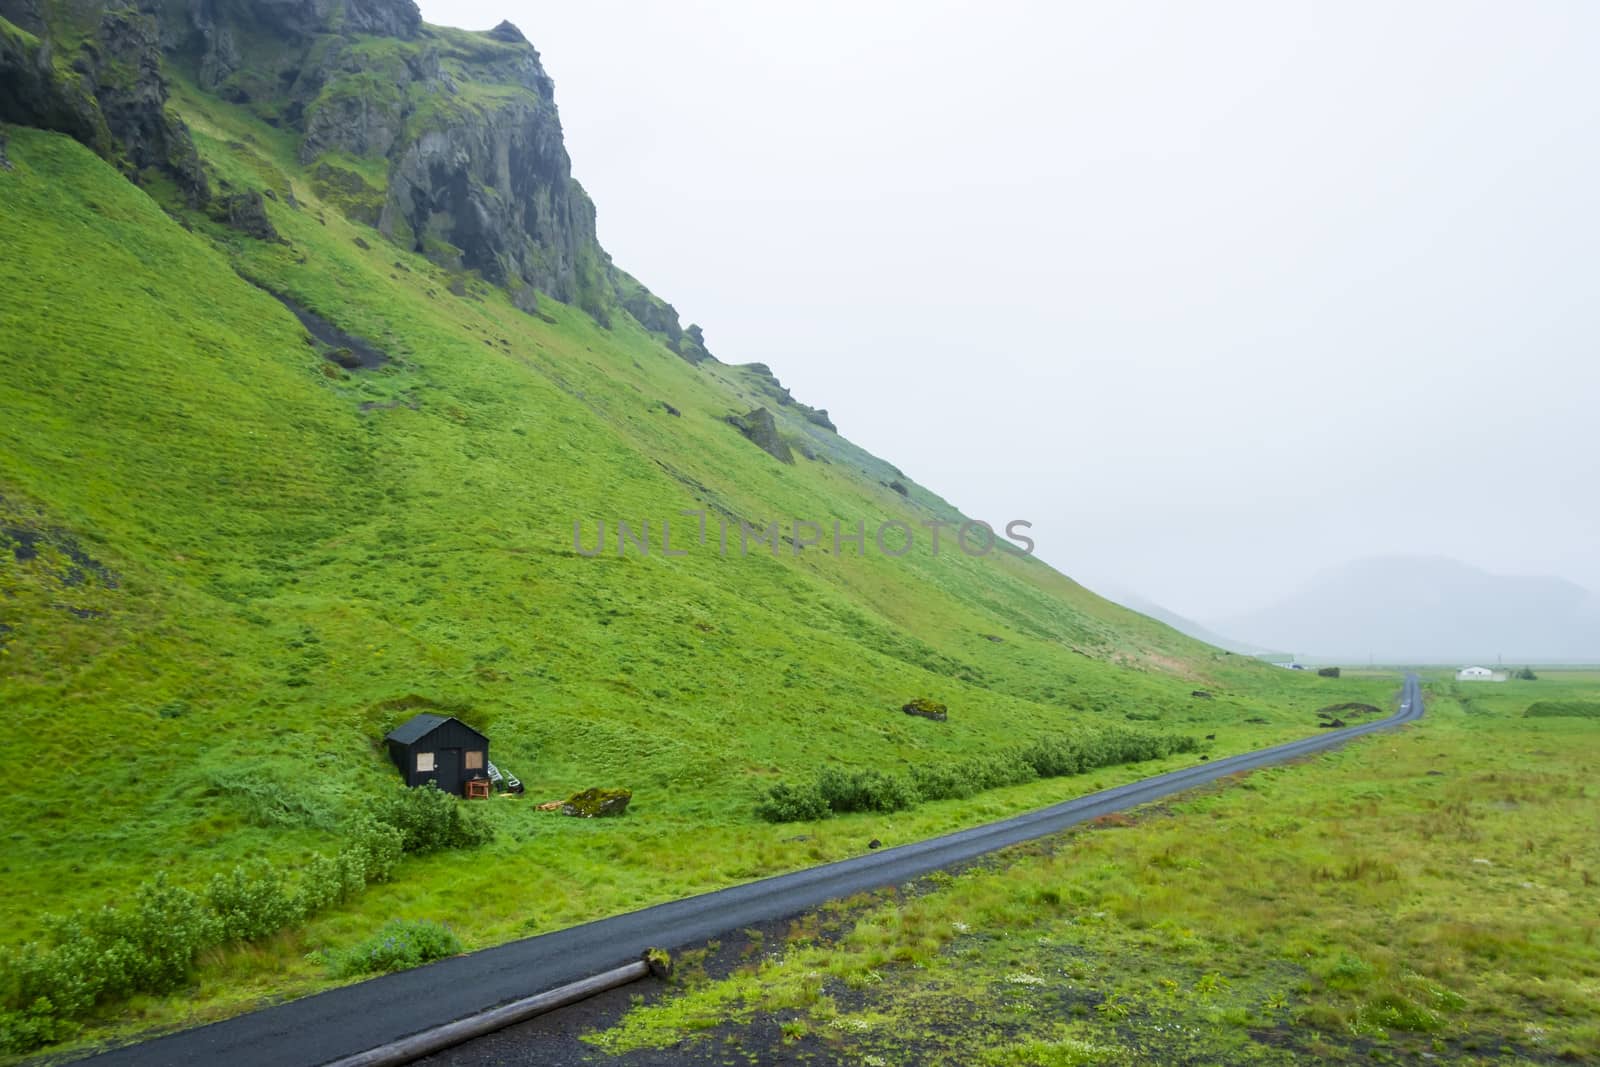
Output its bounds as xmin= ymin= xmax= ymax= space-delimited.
xmin=0 ymin=2 xmax=1389 ymax=1053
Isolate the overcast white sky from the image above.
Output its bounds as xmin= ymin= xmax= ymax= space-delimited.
xmin=423 ymin=0 xmax=1600 ymax=621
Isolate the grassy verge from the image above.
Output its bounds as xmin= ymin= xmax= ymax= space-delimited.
xmin=587 ymin=672 xmax=1600 ymax=1064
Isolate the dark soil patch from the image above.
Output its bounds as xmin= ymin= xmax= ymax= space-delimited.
xmin=359 ymin=396 xmax=420 ymax=414
xmin=0 ymin=519 xmax=118 ymax=587
xmin=244 ymin=277 xmax=390 ymax=369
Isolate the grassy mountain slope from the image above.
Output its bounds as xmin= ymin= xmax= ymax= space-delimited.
xmin=0 ymin=15 xmax=1389 ymax=1050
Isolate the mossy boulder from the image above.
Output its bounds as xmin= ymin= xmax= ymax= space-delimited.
xmin=902 ymin=697 xmax=948 ymax=722
xmin=211 ymin=190 xmax=279 ymax=240
xmin=560 ymin=787 xmax=632 ymax=818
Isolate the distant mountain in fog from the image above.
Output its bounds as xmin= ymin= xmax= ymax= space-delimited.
xmin=1096 ymin=586 xmax=1271 ymax=655
xmin=1214 ymin=556 xmax=1600 ymax=663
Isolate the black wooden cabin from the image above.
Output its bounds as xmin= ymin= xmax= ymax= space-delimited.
xmin=385 ymin=713 xmax=490 ymax=796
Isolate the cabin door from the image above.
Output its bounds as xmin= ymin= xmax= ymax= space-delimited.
xmin=435 ymin=747 xmax=463 ymax=795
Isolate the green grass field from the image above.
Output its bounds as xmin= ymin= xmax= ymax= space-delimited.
xmin=586 ymin=671 xmax=1600 ymax=1064
xmin=0 ymin=113 xmax=1401 ymax=1056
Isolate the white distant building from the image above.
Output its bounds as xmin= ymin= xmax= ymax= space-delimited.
xmin=1456 ymin=666 xmax=1502 ymax=681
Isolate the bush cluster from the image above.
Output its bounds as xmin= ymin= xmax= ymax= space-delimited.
xmin=377 ymin=784 xmax=495 ymax=854
xmin=1524 ymin=700 xmax=1600 ymax=718
xmin=321 ymin=919 xmax=463 ymax=978
xmin=757 ymin=727 xmax=1199 ymax=823
xmin=0 ymin=786 xmax=487 ymax=1052
xmin=753 ymin=781 xmax=830 ymax=822
xmin=816 ymin=766 xmax=921 ymax=813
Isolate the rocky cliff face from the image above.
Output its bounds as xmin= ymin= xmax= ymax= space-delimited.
xmin=155 ymin=0 xmax=635 ymax=325
xmin=1 ymin=0 xmax=834 ymax=419
xmin=1 ymin=0 xmax=208 ymax=202
xmin=169 ymin=0 xmax=420 ymax=91
xmin=373 ymin=56 xmax=604 ymax=309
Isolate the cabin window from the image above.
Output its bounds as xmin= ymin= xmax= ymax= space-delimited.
xmin=417 ymin=751 xmax=436 ymax=773
xmin=465 ymin=750 xmax=484 ymax=770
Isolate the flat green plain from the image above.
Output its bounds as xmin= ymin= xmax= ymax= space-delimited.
xmin=589 ymin=671 xmax=1600 ymax=1064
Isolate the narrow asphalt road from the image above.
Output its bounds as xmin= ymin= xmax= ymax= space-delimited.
xmin=79 ymin=674 xmax=1423 ymax=1067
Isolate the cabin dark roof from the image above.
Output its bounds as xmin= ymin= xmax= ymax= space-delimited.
xmin=385 ymin=713 xmax=450 ymax=744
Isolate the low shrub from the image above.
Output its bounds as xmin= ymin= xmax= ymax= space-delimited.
xmin=0 ymin=874 xmax=215 ymax=1051
xmin=909 ymin=761 xmax=979 ymax=802
xmin=911 ymin=752 xmax=1035 ymax=802
xmin=1019 ymin=735 xmax=1086 ymax=778
xmin=374 ymin=784 xmax=494 ymax=854
xmin=755 ymin=781 xmax=829 ymax=822
xmin=815 ymin=766 xmax=919 ymax=814
xmin=208 ymin=862 xmax=302 ymax=944
xmin=345 ymin=810 xmax=406 ymax=878
xmin=1524 ymin=701 xmax=1600 ymax=718
xmin=757 ymin=727 xmax=1197 ymax=822
xmin=321 ymin=919 xmax=463 ymax=978
xmin=0 ymin=793 xmax=457 ymax=1052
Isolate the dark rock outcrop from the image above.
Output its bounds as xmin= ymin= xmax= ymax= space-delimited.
xmin=171 ymin=0 xmax=420 ymax=88
xmin=676 ymin=322 xmax=714 ymax=364
xmin=340 ymin=0 xmax=421 ymax=37
xmin=78 ymin=3 xmax=208 ymax=201
xmin=727 ymin=407 xmax=793 ymax=464
xmin=616 ymin=269 xmax=682 ymax=346
xmin=487 ymin=19 xmax=524 ymax=43
xmin=803 ymin=407 xmax=836 ymax=432
xmin=378 ymin=86 xmax=611 ymax=313
xmin=741 ymin=361 xmax=835 ymax=431
xmin=0 ymin=1 xmax=207 ymax=202
xmin=0 ymin=0 xmax=44 ymax=35
xmin=211 ymin=188 xmax=278 ymax=239
xmin=509 ymin=282 xmax=540 ymax=316
xmin=1 ymin=19 xmax=114 ymax=158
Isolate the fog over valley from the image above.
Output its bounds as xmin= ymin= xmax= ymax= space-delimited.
xmin=422 ymin=0 xmax=1600 ymax=653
